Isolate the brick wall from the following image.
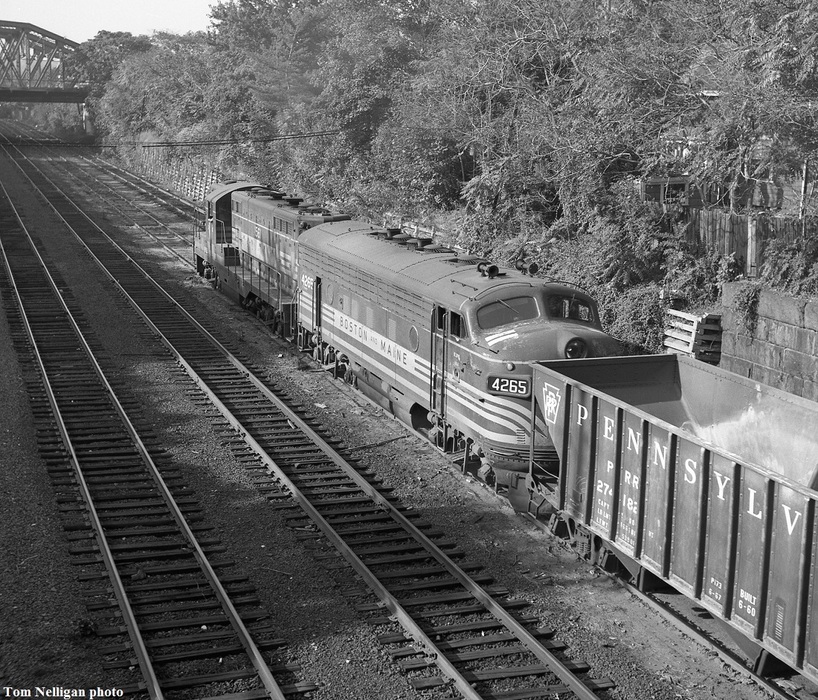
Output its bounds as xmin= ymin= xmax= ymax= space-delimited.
xmin=721 ymin=281 xmax=818 ymax=400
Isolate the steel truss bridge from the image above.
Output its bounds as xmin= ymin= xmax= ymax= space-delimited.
xmin=0 ymin=21 xmax=88 ymax=103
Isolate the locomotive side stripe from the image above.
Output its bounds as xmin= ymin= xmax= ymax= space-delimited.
xmin=485 ymin=330 xmax=519 ymax=346
xmin=302 ymin=304 xmax=530 ymax=439
xmin=445 ymin=381 xmax=528 ymax=430
xmin=317 ymin=316 xmax=528 ymax=436
xmin=444 ymin=407 xmax=524 ymax=446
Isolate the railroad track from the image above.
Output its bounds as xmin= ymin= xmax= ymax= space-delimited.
xmin=0 ymin=119 xmax=198 ymax=221
xmin=1 ymin=135 xmax=615 ymax=698
xmin=0 ymin=119 xmax=196 ymax=266
xmin=0 ymin=183 xmax=311 ymax=698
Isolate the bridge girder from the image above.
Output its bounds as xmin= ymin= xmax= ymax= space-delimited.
xmin=0 ymin=21 xmax=88 ymax=102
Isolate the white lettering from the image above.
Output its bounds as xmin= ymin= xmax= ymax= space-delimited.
xmin=652 ymin=440 xmax=667 ymax=469
xmin=626 ymin=428 xmax=641 ymax=452
xmin=684 ymin=458 xmax=697 ymax=485
xmin=714 ymin=472 xmax=731 ymax=501
xmin=603 ymin=416 xmax=615 ymax=441
xmin=739 ymin=588 xmax=757 ymax=605
xmin=746 ymin=488 xmax=763 ymax=519
xmin=335 ymin=312 xmax=410 ymax=368
xmin=782 ymin=505 xmax=802 ymax=535
xmin=576 ymin=404 xmax=589 ymax=426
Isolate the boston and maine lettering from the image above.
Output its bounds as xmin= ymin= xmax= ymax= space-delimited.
xmin=335 ymin=312 xmax=410 ymax=368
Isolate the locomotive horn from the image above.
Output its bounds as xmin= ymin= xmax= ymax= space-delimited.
xmin=477 ymin=262 xmax=499 ymax=278
xmin=514 ymin=259 xmax=540 ymax=275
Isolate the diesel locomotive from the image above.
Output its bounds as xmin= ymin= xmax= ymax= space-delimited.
xmin=195 ymin=181 xmax=622 ymax=484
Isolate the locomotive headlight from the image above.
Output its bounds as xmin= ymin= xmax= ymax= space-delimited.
xmin=564 ymin=338 xmax=588 ymax=359
xmin=505 ymin=362 xmax=516 ymax=371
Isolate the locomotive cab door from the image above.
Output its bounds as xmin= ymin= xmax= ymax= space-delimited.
xmin=300 ymin=275 xmax=321 ymax=350
xmin=430 ymin=305 xmax=448 ymax=433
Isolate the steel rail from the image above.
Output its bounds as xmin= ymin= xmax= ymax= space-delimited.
xmin=83 ymin=152 xmax=198 ymax=219
xmin=0 ymin=183 xmax=163 ymax=700
xmin=35 ymin=153 xmax=193 ymax=268
xmin=0 ymin=131 xmax=486 ymax=700
xmin=49 ymin=152 xmax=192 ymax=240
xmin=3 ymin=136 xmax=605 ymax=699
xmin=0 ymin=119 xmax=191 ymax=218
xmin=0 ymin=119 xmax=195 ymax=259
xmin=0 ymin=165 xmax=288 ymax=700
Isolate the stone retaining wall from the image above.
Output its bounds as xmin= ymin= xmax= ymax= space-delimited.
xmin=720 ymin=281 xmax=818 ymax=401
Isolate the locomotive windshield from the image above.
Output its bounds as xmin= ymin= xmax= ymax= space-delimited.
xmin=476 ymin=296 xmax=539 ymax=330
xmin=546 ymin=294 xmax=594 ymax=323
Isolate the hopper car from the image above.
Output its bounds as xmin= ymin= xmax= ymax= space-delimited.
xmin=194 ymin=181 xmax=622 ymax=482
xmin=514 ymin=354 xmax=818 ymax=681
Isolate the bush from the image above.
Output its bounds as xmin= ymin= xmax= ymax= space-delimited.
xmin=759 ymin=237 xmax=818 ymax=296
xmin=595 ymin=283 xmax=667 ymax=353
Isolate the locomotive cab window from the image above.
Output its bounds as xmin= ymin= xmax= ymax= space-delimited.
xmin=546 ymin=295 xmax=594 ymax=323
xmin=476 ymin=297 xmax=538 ymax=330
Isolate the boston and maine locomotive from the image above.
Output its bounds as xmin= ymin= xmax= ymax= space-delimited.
xmin=195 ymin=181 xmax=622 ymax=485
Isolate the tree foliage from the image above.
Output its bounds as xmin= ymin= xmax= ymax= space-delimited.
xmin=47 ymin=0 xmax=818 ymax=350
xmin=72 ymin=31 xmax=153 ymax=100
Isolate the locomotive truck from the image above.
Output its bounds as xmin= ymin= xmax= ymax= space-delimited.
xmin=195 ymin=181 xmax=622 ymax=484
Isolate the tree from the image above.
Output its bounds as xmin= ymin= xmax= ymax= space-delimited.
xmin=662 ymin=1 xmax=818 ymax=213
xmin=209 ymin=0 xmax=329 ymax=115
xmin=71 ymin=31 xmax=153 ymax=100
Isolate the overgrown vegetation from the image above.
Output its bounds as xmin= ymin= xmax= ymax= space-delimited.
xmin=759 ymin=237 xmax=818 ymax=297
xmin=27 ymin=0 xmax=818 ymax=351
xmin=733 ymin=282 xmax=763 ymax=336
